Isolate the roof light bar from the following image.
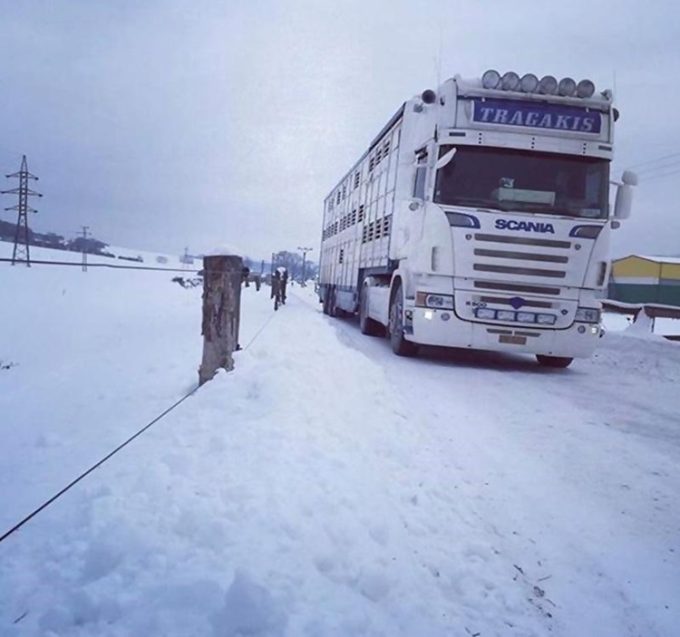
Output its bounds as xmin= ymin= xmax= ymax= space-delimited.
xmin=482 ymin=69 xmax=501 ymax=89
xmin=576 ymin=79 xmax=595 ymax=98
xmin=500 ymin=71 xmax=520 ymax=91
xmin=537 ymin=75 xmax=558 ymax=95
xmin=481 ymin=70 xmax=597 ymax=99
xmin=520 ymin=73 xmax=539 ymax=93
xmin=558 ymin=77 xmax=577 ymax=97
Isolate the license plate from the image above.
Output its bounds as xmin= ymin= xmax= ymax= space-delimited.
xmin=499 ymin=335 xmax=527 ymax=345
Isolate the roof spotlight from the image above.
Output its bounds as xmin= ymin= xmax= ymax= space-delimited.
xmin=500 ymin=71 xmax=520 ymax=91
xmin=576 ymin=79 xmax=595 ymax=98
xmin=558 ymin=77 xmax=577 ymax=97
xmin=482 ymin=69 xmax=501 ymax=89
xmin=537 ymin=75 xmax=558 ymax=95
xmin=520 ymin=73 xmax=539 ymax=93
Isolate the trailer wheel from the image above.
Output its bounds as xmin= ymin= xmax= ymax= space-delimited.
xmin=321 ymin=286 xmax=330 ymax=315
xmin=536 ymin=355 xmax=573 ymax=368
xmin=359 ymin=286 xmax=386 ymax=337
xmin=325 ymin=286 xmax=343 ymax=318
xmin=389 ymin=282 xmax=418 ymax=356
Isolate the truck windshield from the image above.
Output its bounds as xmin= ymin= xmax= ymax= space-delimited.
xmin=434 ymin=145 xmax=610 ymax=219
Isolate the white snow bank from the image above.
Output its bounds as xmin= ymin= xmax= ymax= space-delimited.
xmin=1 ymin=263 xmax=678 ymax=637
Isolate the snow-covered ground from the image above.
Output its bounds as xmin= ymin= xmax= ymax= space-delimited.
xmin=1 ymin=247 xmax=679 ymax=637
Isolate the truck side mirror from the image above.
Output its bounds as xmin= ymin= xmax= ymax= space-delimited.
xmin=621 ymin=170 xmax=638 ymax=186
xmin=613 ymin=171 xmax=637 ymax=220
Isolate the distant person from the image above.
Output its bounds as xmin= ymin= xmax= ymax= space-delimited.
xmin=242 ymin=266 xmax=250 ymax=287
xmin=271 ymin=270 xmax=282 ymax=310
xmin=254 ymin=273 xmax=261 ymax=291
xmin=280 ymin=268 xmax=289 ymax=305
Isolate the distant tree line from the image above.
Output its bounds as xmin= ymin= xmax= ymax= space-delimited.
xmin=0 ymin=219 xmax=112 ymax=256
xmin=0 ymin=219 xmax=319 ymax=273
xmin=239 ymin=251 xmax=318 ymax=280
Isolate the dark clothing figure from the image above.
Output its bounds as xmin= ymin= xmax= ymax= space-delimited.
xmin=280 ymin=269 xmax=288 ymax=305
xmin=254 ymin=274 xmax=261 ymax=291
xmin=271 ymin=270 xmax=282 ymax=310
xmin=242 ymin=266 xmax=250 ymax=287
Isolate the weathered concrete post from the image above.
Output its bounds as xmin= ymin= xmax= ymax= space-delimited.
xmin=199 ymin=254 xmax=243 ymax=385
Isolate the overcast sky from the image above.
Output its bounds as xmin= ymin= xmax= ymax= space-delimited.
xmin=1 ymin=0 xmax=678 ymax=260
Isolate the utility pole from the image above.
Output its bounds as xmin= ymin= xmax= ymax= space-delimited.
xmin=1 ymin=155 xmax=42 ymax=266
xmin=297 ymin=246 xmax=313 ymax=285
xmin=80 ymin=226 xmax=90 ymax=272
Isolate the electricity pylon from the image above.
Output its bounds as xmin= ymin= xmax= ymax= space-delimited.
xmin=1 ymin=155 xmax=42 ymax=266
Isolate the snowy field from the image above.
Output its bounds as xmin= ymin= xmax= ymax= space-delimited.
xmin=1 ymin=246 xmax=679 ymax=637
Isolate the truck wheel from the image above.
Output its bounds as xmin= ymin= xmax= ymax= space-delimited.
xmin=328 ymin=286 xmax=340 ymax=317
xmin=322 ymin=286 xmax=333 ymax=315
xmin=359 ymin=286 xmax=386 ymax=337
xmin=536 ymin=355 xmax=573 ymax=368
xmin=389 ymin=282 xmax=418 ymax=356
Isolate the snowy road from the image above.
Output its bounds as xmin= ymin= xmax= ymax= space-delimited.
xmin=309 ymin=290 xmax=680 ymax=636
xmin=1 ymin=259 xmax=679 ymax=637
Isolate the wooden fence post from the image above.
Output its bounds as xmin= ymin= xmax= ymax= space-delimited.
xmin=199 ymin=254 xmax=243 ymax=385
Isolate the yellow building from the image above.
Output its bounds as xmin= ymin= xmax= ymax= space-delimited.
xmin=609 ymin=255 xmax=680 ymax=306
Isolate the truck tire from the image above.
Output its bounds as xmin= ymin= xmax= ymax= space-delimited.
xmin=325 ymin=286 xmax=343 ymax=318
xmin=536 ymin=354 xmax=573 ymax=368
xmin=321 ymin=286 xmax=330 ymax=315
xmin=359 ymin=286 xmax=386 ymax=337
xmin=389 ymin=282 xmax=418 ymax=357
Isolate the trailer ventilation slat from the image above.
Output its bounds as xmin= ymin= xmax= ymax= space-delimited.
xmin=475 ymin=233 xmax=571 ymax=250
xmin=474 ymin=280 xmax=561 ymax=295
xmin=474 ymin=264 xmax=566 ymax=278
xmin=474 ymin=248 xmax=568 ymax=264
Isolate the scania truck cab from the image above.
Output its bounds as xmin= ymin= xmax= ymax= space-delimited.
xmin=318 ymin=70 xmax=636 ymax=367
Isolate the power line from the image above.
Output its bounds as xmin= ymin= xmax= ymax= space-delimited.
xmin=635 ymin=159 xmax=680 ymax=177
xmin=627 ymin=151 xmax=680 ymax=171
xmin=0 ymin=257 xmax=201 ymax=273
xmin=638 ymin=166 xmax=680 ymax=185
xmin=297 ymin=246 xmax=314 ymax=284
xmin=80 ymin=225 xmax=90 ymax=272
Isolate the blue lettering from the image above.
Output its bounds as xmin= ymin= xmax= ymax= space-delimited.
xmin=509 ymin=110 xmax=524 ymax=125
xmin=479 ymin=107 xmax=494 ymax=122
xmin=493 ymin=109 xmax=510 ymax=124
xmin=473 ymin=99 xmax=601 ymax=134
xmin=494 ymin=219 xmax=555 ymax=234
xmin=539 ymin=114 xmax=553 ymax=128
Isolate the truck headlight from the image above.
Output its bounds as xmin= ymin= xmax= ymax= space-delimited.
xmin=575 ymin=307 xmax=601 ymax=323
xmin=536 ymin=313 xmax=557 ymax=325
xmin=516 ymin=312 xmax=536 ymax=323
xmin=415 ymin=292 xmax=454 ymax=310
xmin=496 ymin=310 xmax=516 ymax=321
xmin=476 ymin=308 xmax=497 ymax=320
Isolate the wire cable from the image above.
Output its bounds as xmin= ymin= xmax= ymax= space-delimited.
xmin=627 ymin=152 xmax=680 ymax=171
xmin=0 ymin=257 xmax=201 ymax=273
xmin=0 ymin=385 xmax=199 ymax=545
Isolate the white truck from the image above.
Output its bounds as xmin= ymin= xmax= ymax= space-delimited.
xmin=318 ymin=70 xmax=636 ymax=367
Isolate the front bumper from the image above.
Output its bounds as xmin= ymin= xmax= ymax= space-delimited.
xmin=407 ymin=306 xmax=601 ymax=358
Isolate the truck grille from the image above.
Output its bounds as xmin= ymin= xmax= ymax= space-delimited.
xmin=474 ymin=248 xmax=568 ymax=264
xmin=473 ymin=281 xmax=561 ymax=295
xmin=474 ymin=264 xmax=566 ymax=278
xmin=472 ymin=233 xmax=570 ymax=282
xmin=474 ymin=233 xmax=571 ymax=250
